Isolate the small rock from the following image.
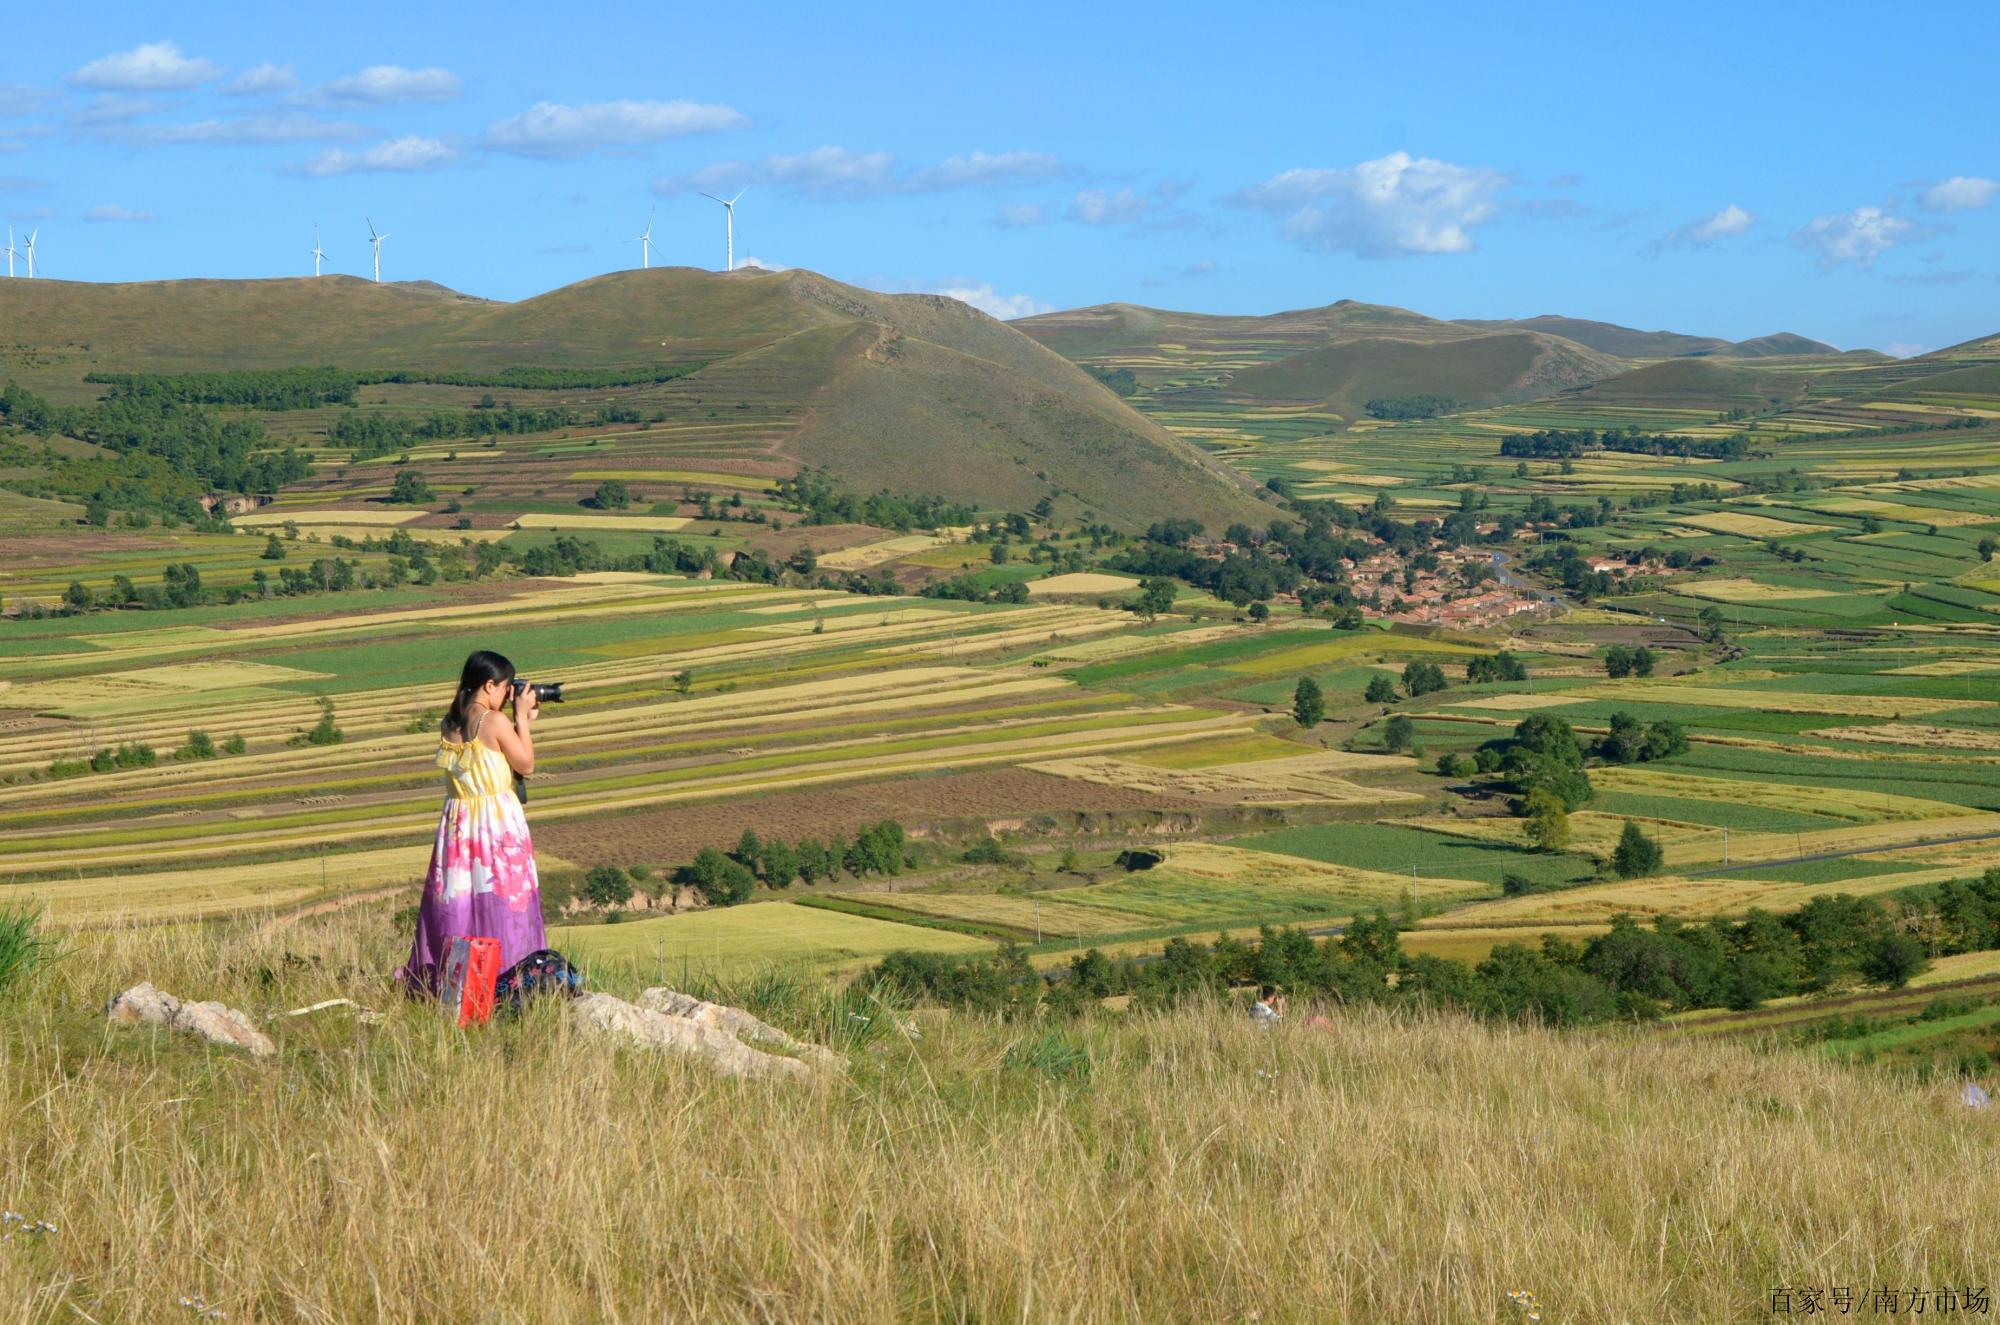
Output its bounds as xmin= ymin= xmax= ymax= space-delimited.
xmin=638 ymin=987 xmax=843 ymax=1070
xmin=568 ymin=993 xmax=814 ymax=1081
xmin=107 ymin=982 xmax=275 ymax=1057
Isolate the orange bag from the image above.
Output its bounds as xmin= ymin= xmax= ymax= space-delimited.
xmin=439 ymin=936 xmax=502 ymax=1027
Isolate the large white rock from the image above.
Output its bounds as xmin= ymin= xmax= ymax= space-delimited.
xmin=637 ymin=987 xmax=844 ymax=1070
xmin=106 ymin=982 xmax=276 ymax=1057
xmin=567 ymin=993 xmax=818 ymax=1081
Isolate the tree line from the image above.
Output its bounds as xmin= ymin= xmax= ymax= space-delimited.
xmin=862 ymin=860 xmax=1996 ymax=1023
xmin=0 ymin=380 xmax=312 ymax=498
xmin=81 ymin=363 xmax=706 ymax=409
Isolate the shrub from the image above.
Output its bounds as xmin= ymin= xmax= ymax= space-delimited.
xmin=306 ymin=699 xmax=343 ymax=746
xmin=582 ymin=865 xmax=634 ymax=908
xmin=1364 ymin=675 xmax=1398 ymax=704
xmin=174 ymin=730 xmax=217 ymax=761
xmin=1292 ymin=677 xmax=1324 ymax=728
xmin=1610 ymin=821 xmax=1664 ymax=879
xmin=222 ymin=733 xmax=247 ymax=755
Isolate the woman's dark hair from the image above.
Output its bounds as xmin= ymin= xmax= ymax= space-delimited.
xmin=444 ymin=650 xmax=515 ymax=741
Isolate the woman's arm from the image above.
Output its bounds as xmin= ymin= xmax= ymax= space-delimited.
xmin=479 ymin=692 xmax=537 ymax=776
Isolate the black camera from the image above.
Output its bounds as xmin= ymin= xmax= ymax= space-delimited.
xmin=513 ymin=680 xmax=565 ymax=704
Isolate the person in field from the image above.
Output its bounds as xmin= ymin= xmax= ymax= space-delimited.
xmin=400 ymin=649 xmax=545 ymax=994
xmin=1251 ymin=985 xmax=1285 ymax=1028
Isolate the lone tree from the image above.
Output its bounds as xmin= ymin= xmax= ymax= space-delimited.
xmin=1402 ymin=660 xmax=1449 ymax=696
xmin=1364 ymin=674 xmax=1398 ymax=705
xmin=387 ymin=470 xmax=434 ymax=505
xmin=593 ymin=479 xmax=631 ymax=510
xmin=1292 ymin=676 xmax=1325 ymax=729
xmin=1523 ymin=788 xmax=1572 ymax=852
xmin=1136 ymin=577 xmax=1178 ymax=621
xmin=1382 ymin=714 xmax=1414 ymax=752
xmin=1610 ymin=820 xmax=1664 ymax=878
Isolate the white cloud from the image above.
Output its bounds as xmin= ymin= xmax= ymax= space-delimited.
xmin=224 ymin=63 xmax=299 ymax=97
xmin=1231 ymin=150 xmax=1507 ymax=257
xmin=316 ymin=65 xmax=460 ymax=105
xmin=992 ymin=201 xmax=1048 ymax=228
xmin=1793 ymin=206 xmax=1914 ymax=270
xmin=119 ymin=113 xmax=369 ymax=145
xmin=71 ymin=41 xmax=219 ymax=91
xmin=1921 ymin=176 xmax=1998 ymax=213
xmin=1649 ymin=203 xmax=1755 ymax=253
xmin=303 ymin=135 xmax=459 ymax=177
xmin=86 ymin=203 xmax=155 ymax=222
xmin=0 ymin=175 xmax=44 ymax=192
xmin=734 ymin=255 xmax=786 ymax=271
xmin=1884 ymin=342 xmax=1928 ymax=358
xmin=904 ymin=150 xmax=1066 ymax=190
xmin=71 ymin=94 xmax=175 ymax=127
xmin=926 ymin=282 xmax=1053 ymax=320
xmin=1070 ymin=187 xmax=1153 ymax=226
xmin=0 ymin=84 xmax=50 ymax=117
xmin=486 ymin=99 xmax=747 ymax=158
xmin=1182 ymin=258 xmax=1219 ymax=276
xmin=655 ymin=146 xmax=1070 ymax=200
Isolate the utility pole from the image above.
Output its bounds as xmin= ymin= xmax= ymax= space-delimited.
xmin=1722 ymin=826 xmax=1729 ymax=866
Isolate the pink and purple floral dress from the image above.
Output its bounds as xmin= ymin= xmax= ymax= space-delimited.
xmin=400 ymin=718 xmax=545 ymax=994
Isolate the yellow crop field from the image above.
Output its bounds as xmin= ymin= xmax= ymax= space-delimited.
xmin=1223 ymin=633 xmax=1479 ymax=676
xmin=1671 ymin=578 xmax=1852 ymax=603
xmin=567 ymin=469 xmax=780 ymax=490
xmin=511 ymin=513 xmax=694 ymax=532
xmin=814 ymin=534 xmax=959 ymax=571
xmin=553 ymin=900 xmax=991 ymax=978
xmin=1443 ymin=692 xmax=1588 ymax=712
xmin=1031 ymin=749 xmax=1420 ymax=804
xmin=1806 ymin=722 xmax=2000 ymax=750
xmin=234 ymin=509 xmax=422 ymax=527
xmin=1156 ymin=842 xmax=1486 ymax=903
xmin=1123 ymin=734 xmax=1323 ymax=769
xmin=20 ymin=844 xmax=434 ymax=925
xmin=1401 ymin=924 xmax=1613 ymax=964
xmin=1588 ymin=681 xmax=1985 ymax=718
xmin=1027 ymin=573 xmax=1141 ymax=596
xmin=1419 ymin=871 xmax=1922 ymax=928
xmin=1590 ymin=765 xmax=1964 ymax=822
xmin=1671 ymin=512 xmax=1835 ymax=537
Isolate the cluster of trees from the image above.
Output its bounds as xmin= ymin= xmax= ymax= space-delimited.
xmin=921 ymin=575 xmax=1029 ymax=604
xmin=1365 ymin=394 xmax=1457 ymax=421
xmin=864 ymin=874 xmax=1960 ymax=1022
xmin=773 ymin=471 xmax=976 ymax=532
xmin=676 ymin=823 xmax=911 ymax=907
xmin=1 ymin=380 xmax=312 ymax=498
xmin=81 ymin=363 xmax=704 ymax=408
xmin=84 ymin=368 xmax=362 ymax=409
xmin=1083 ymin=366 xmax=1139 ymax=396
xmin=1603 ymin=645 xmax=1658 ymax=678
xmin=47 ymin=741 xmax=157 ymax=779
xmin=1465 ymin=650 xmax=1528 ymax=684
xmin=1596 ymin=711 xmax=1688 ymax=764
xmin=1499 ymin=428 xmax=1751 ymax=462
xmin=327 ymin=404 xmax=584 ymax=458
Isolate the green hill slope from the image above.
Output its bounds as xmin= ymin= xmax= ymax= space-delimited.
xmin=0 ymin=268 xmax=1266 ymax=530
xmin=1227 ymin=331 xmax=1623 ymax=416
xmin=1452 ymin=314 xmax=1728 ymax=359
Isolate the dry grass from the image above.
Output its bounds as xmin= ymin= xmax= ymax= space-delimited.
xmin=1 ymin=914 xmax=1994 ymax=1322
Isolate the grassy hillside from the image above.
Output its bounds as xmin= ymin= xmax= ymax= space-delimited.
xmin=1227 ymin=330 xmax=1623 ymax=414
xmin=0 ymin=268 xmax=1266 ymax=530
xmin=2 ymin=912 xmax=1992 ymax=1322
xmin=1453 ymin=314 xmax=1729 ymax=359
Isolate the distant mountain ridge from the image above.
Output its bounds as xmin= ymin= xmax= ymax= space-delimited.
xmin=0 ymin=268 xmax=1270 ymax=530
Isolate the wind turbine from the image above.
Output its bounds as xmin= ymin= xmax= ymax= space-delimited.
xmin=366 ymin=218 xmax=388 ymax=283
xmin=22 ymin=229 xmax=36 ymax=279
xmin=3 ymin=227 xmax=14 ymax=278
xmin=698 ymin=189 xmax=745 ymax=272
xmin=311 ymin=225 xmax=329 ymax=278
xmin=635 ymin=207 xmax=657 ymax=269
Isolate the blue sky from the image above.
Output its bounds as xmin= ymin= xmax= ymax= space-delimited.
xmin=2 ymin=0 xmax=1995 ymax=354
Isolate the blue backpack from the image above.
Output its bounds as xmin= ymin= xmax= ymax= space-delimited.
xmin=493 ymin=949 xmax=584 ymax=1013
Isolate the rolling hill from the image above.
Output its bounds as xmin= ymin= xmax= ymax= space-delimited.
xmin=0 ymin=268 xmax=1269 ymax=530
xmin=1451 ymin=314 xmax=1728 ymax=359
xmin=1013 ymin=298 xmax=1631 ymax=436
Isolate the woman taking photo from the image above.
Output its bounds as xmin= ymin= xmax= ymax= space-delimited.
xmin=401 ymin=649 xmax=545 ymax=993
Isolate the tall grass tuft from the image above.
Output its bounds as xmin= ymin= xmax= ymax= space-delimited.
xmin=0 ymin=903 xmax=54 ymax=995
